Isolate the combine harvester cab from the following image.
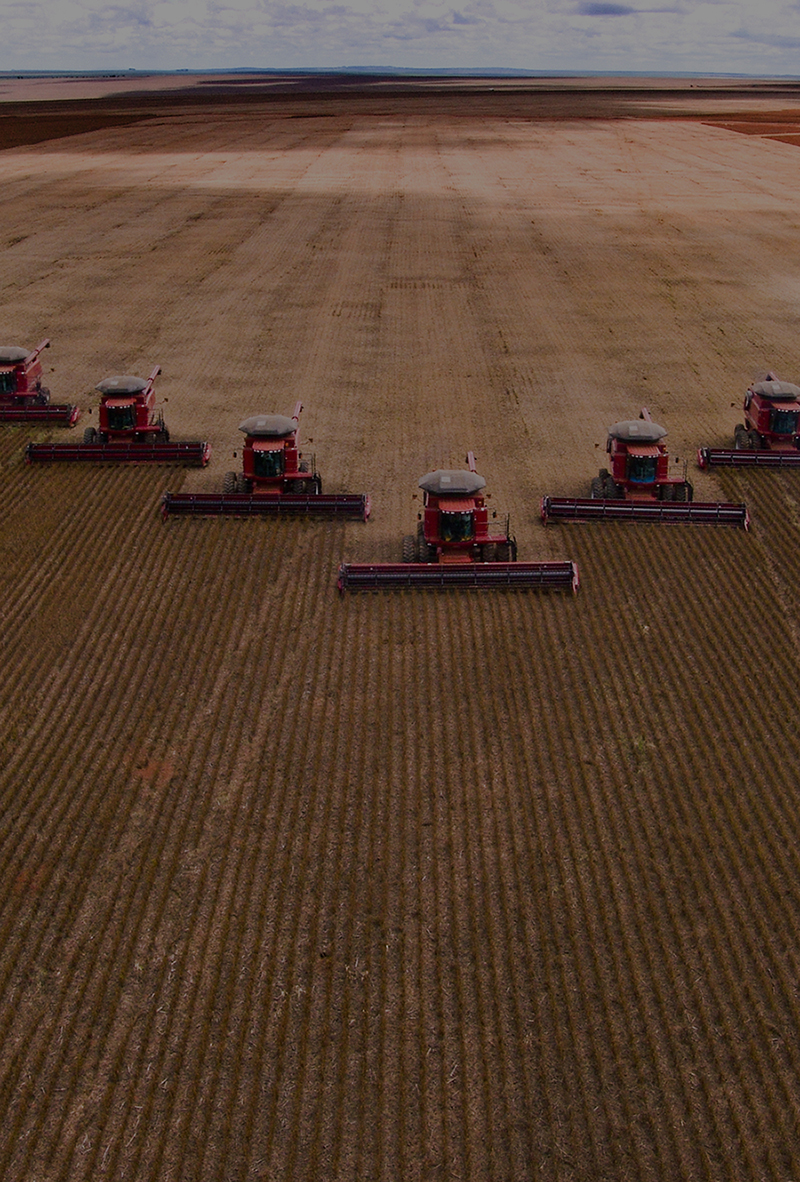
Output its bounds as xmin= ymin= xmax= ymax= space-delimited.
xmin=25 ymin=366 xmax=210 ymax=466
xmin=338 ymin=452 xmax=579 ymax=592
xmin=542 ymin=408 xmax=748 ymax=528
xmin=161 ymin=403 xmax=370 ymax=519
xmin=0 ymin=340 xmax=79 ymax=426
xmin=698 ymin=374 xmax=800 ymax=469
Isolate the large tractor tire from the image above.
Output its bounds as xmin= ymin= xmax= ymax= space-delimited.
xmin=734 ymin=424 xmax=749 ymax=450
xmin=749 ymin=429 xmax=762 ymax=450
xmin=590 ymin=475 xmax=604 ymax=499
xmin=83 ymin=426 xmax=97 ymax=444
xmin=402 ymin=535 xmax=416 ymax=563
xmin=223 ymin=471 xmax=237 ymax=494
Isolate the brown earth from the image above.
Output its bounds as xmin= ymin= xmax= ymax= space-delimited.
xmin=3 ymin=77 xmax=800 ymax=1181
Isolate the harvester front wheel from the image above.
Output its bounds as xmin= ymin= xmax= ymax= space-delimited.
xmin=402 ymin=536 xmax=416 ymax=563
xmin=223 ymin=472 xmax=237 ymax=494
xmin=83 ymin=427 xmax=97 ymax=444
xmin=749 ymin=430 xmax=762 ymax=450
xmin=496 ymin=542 xmax=511 ymax=562
xmin=590 ymin=476 xmax=604 ymax=499
xmin=674 ymin=483 xmax=688 ymax=502
xmin=734 ymin=424 xmax=749 ymax=450
xmin=237 ymin=474 xmax=251 ymax=494
xmin=483 ymin=543 xmax=497 ymax=562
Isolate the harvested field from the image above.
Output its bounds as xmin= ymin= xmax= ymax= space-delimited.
xmin=3 ymin=76 xmax=800 ymax=1180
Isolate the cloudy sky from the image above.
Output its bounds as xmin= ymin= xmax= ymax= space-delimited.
xmin=2 ymin=0 xmax=798 ymax=76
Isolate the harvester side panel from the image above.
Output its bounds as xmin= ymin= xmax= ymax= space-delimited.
xmin=0 ymin=405 xmax=80 ymax=426
xmin=541 ymin=496 xmax=749 ymax=529
xmin=697 ymin=447 xmax=800 ymax=470
xmin=162 ymin=492 xmax=370 ymax=520
xmin=26 ymin=440 xmax=211 ymax=467
xmin=337 ymin=560 xmax=579 ymax=593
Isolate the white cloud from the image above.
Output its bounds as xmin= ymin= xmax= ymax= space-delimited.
xmin=2 ymin=0 xmax=800 ymax=73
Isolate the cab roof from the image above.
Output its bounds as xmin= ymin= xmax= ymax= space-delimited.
xmin=0 ymin=346 xmax=30 ymax=364
xmin=239 ymin=414 xmax=296 ymax=438
xmin=418 ymin=469 xmax=486 ymax=496
xmin=608 ymin=419 xmax=667 ymax=444
xmin=749 ymin=379 xmax=800 ymax=402
xmin=95 ymin=375 xmax=149 ymax=396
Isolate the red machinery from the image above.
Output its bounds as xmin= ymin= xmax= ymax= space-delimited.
xmin=0 ymin=340 xmax=79 ymax=426
xmin=25 ymin=366 xmax=210 ymax=465
xmin=698 ymin=374 xmax=800 ymax=469
xmin=542 ymin=408 xmax=748 ymax=527
xmin=338 ymin=453 xmax=579 ymax=591
xmin=161 ymin=404 xmax=370 ymax=519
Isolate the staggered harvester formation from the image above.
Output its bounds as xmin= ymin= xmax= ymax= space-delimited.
xmin=0 ymin=340 xmax=79 ymax=426
xmin=338 ymin=452 xmax=579 ymax=592
xmin=698 ymin=374 xmax=800 ymax=469
xmin=542 ymin=408 xmax=749 ymax=527
xmin=25 ymin=366 xmax=210 ymax=466
xmin=161 ymin=403 xmax=370 ymax=520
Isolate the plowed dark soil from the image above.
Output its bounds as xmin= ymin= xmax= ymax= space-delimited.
xmin=3 ymin=78 xmax=800 ymax=1181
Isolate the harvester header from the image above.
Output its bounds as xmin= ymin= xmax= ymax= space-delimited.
xmin=25 ymin=364 xmax=210 ymax=465
xmin=0 ymin=338 xmax=79 ymax=426
xmin=338 ymin=450 xmax=579 ymax=592
xmin=698 ymin=372 xmax=800 ymax=468
xmin=161 ymin=405 xmax=370 ymax=519
xmin=541 ymin=406 xmax=748 ymax=527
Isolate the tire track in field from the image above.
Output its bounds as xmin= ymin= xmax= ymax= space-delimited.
xmin=557 ymin=527 xmax=800 ymax=1182
xmin=3 ymin=517 xmax=347 ymax=1182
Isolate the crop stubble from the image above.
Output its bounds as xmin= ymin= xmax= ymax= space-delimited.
xmin=2 ymin=82 xmax=800 ymax=1179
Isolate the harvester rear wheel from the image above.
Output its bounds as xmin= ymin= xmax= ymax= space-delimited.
xmin=402 ymin=536 xmax=416 ymax=563
xmin=223 ymin=472 xmax=237 ymax=494
xmin=83 ymin=427 xmax=97 ymax=444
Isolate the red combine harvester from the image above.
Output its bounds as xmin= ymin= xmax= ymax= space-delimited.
xmin=698 ymin=374 xmax=800 ymax=469
xmin=338 ymin=453 xmax=579 ymax=591
xmin=25 ymin=366 xmax=210 ymax=466
xmin=161 ymin=403 xmax=370 ymax=519
xmin=0 ymin=340 xmax=79 ymax=426
xmin=541 ymin=408 xmax=748 ymax=528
